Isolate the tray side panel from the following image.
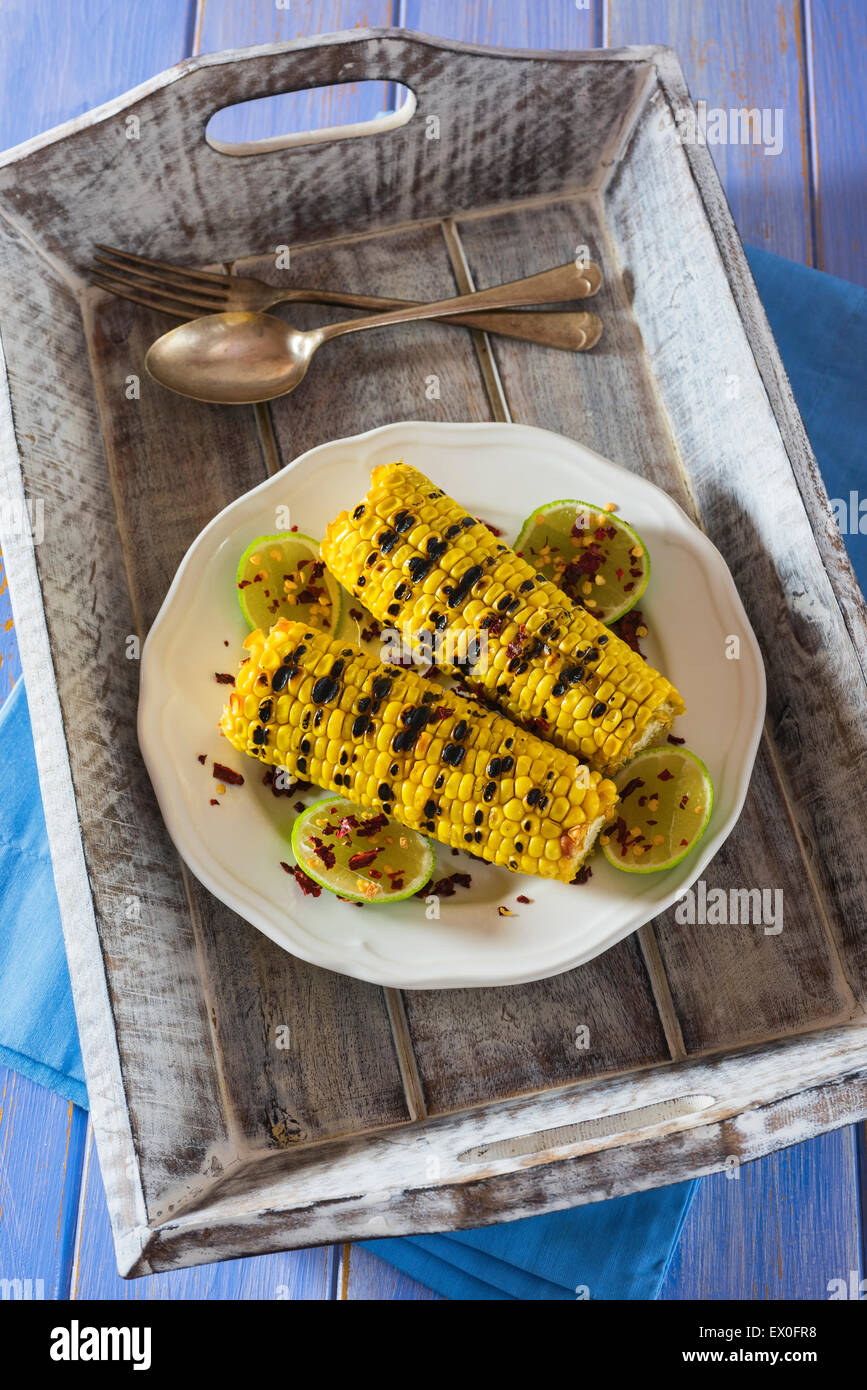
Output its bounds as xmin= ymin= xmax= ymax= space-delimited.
xmin=0 ymin=33 xmax=650 ymax=277
xmin=0 ymin=223 xmax=230 ymax=1226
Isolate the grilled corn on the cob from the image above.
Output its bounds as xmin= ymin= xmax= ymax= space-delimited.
xmin=220 ymin=619 xmax=617 ymax=882
xmin=321 ymin=462 xmax=685 ymax=771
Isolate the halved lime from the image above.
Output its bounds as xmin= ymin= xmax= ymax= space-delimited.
xmin=514 ymin=500 xmax=650 ymax=623
xmin=236 ymin=532 xmax=341 ymax=633
xmin=291 ymin=795 xmax=435 ymax=904
xmin=602 ymin=746 xmax=713 ymax=873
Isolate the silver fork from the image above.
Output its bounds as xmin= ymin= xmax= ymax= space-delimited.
xmin=90 ymin=245 xmax=603 ymax=352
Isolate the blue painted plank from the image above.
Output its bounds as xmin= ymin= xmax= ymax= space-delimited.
xmin=401 ymin=0 xmax=596 ymax=48
xmin=809 ymin=0 xmax=867 ymax=285
xmin=340 ymin=1244 xmax=441 ymax=1300
xmin=0 ymin=0 xmax=195 ymax=149
xmin=0 ymin=1068 xmax=88 ymax=1299
xmin=660 ymin=1128 xmax=863 ymax=1299
xmin=71 ymin=1126 xmax=335 ymax=1297
xmin=197 ymin=0 xmax=396 ymax=145
xmin=607 ymin=0 xmax=813 ymax=263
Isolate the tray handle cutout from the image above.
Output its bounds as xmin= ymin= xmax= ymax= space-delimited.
xmin=457 ymin=1094 xmax=717 ymax=1164
xmin=205 ymin=81 xmax=416 ymax=155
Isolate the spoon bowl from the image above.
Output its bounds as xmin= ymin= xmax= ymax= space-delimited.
xmin=145 ymin=312 xmax=319 ymax=404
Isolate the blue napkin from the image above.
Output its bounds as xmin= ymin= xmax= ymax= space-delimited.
xmin=1 ymin=247 xmax=863 ymax=1297
xmin=0 ymin=680 xmax=87 ymax=1109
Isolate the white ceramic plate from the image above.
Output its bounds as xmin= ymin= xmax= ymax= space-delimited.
xmin=139 ymin=421 xmax=765 ymax=989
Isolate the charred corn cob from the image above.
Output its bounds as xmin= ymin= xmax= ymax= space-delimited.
xmin=220 ymin=620 xmax=618 ymax=882
xmin=321 ymin=462 xmax=685 ymax=771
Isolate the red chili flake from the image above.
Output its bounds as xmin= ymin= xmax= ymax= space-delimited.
xmin=506 ymin=623 xmax=528 ymax=662
xmin=209 ymin=798 xmax=220 ymax=806
xmin=310 ymin=836 xmax=336 ymax=869
xmin=290 ymin=864 xmax=321 ymax=896
xmin=429 ymin=704 xmax=453 ymax=724
xmin=679 ymin=793 xmax=690 ymax=809
xmin=213 ymin=762 xmax=244 ymax=786
xmin=606 ymin=526 xmax=616 ymax=540
xmin=616 ymin=567 xmax=625 ymax=581
xmin=348 ymin=848 xmax=381 ymax=871
xmin=613 ymin=609 xmax=647 ymax=656
xmin=293 ymin=800 xmax=306 ymax=812
xmin=355 ymin=812 xmax=389 ymax=839
xmin=571 ymin=865 xmax=593 ymax=885
xmin=479 ymin=517 xmax=503 ymax=537
xmin=528 ymin=716 xmax=550 ymax=734
xmin=335 ymin=814 xmax=359 ymax=840
xmin=667 ymin=734 xmax=686 ymax=745
xmin=214 ymin=672 xmax=235 ymax=685
xmin=680 ymin=839 xmax=688 ymax=846
xmin=516 ymin=894 xmax=532 ymax=904
xmin=623 ymin=581 xmax=635 ymax=592
xmin=647 ymin=819 xmax=658 ymax=826
xmin=418 ymin=871 xmax=472 ymax=898
xmin=620 ymin=777 xmax=645 ymax=801
xmin=360 ymin=620 xmax=382 ymax=643
xmin=290 ymin=524 xmax=298 ymax=532
xmin=197 ymin=754 xmax=206 ymax=765
xmin=593 ymin=526 xmax=608 ymax=542
xmin=237 ymin=579 xmax=252 ymax=589
xmin=657 ymin=769 xmax=674 ymax=782
xmin=349 ymin=607 xmax=365 ymax=621
xmin=388 ymin=877 xmax=405 ymax=893
xmin=280 ymin=861 xmax=292 ymax=873
xmin=369 ymin=869 xmax=382 ymax=880
xmin=223 ymin=639 xmax=229 ymax=647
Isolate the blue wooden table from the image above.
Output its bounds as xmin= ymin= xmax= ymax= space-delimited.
xmin=1 ymin=0 xmax=865 ymax=1300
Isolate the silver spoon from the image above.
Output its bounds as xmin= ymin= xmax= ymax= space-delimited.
xmin=144 ymin=263 xmax=602 ymax=404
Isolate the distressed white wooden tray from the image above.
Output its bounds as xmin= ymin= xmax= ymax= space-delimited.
xmin=0 ymin=30 xmax=864 ymax=1278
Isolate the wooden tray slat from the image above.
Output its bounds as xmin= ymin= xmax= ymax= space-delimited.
xmin=86 ymin=290 xmax=413 ymax=1160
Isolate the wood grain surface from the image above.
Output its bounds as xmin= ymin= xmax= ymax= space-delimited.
xmin=0 ymin=0 xmax=864 ymax=1300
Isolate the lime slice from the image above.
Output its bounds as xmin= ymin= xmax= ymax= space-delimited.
xmin=236 ymin=532 xmax=341 ymax=634
xmin=602 ymin=746 xmax=713 ymax=873
xmin=291 ymin=795 xmax=435 ymax=904
xmin=514 ymin=500 xmax=649 ymax=623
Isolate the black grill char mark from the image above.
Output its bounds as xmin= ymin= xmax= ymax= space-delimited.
xmin=444 ymin=564 xmax=483 ymax=609
xmin=393 ymin=510 xmax=415 ymax=533
xmin=392 ymin=703 xmax=431 ymax=753
xmin=406 ymin=555 xmax=433 ymax=583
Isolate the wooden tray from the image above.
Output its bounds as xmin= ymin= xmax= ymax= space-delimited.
xmin=0 ymin=30 xmax=865 ymax=1278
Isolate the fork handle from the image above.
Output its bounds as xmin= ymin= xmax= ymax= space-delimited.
xmin=278 ymin=295 xmax=600 ymax=350
xmin=313 ymin=263 xmax=600 ymax=342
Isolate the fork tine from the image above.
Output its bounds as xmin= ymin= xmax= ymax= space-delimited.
xmin=95 ymin=243 xmax=234 ymax=286
xmin=89 ymin=275 xmax=194 ymax=319
xmin=92 ymin=255 xmax=230 ymax=310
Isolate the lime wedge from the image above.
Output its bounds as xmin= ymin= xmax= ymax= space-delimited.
xmin=602 ymin=746 xmax=713 ymax=873
xmin=514 ymin=500 xmax=649 ymax=623
xmin=236 ymin=532 xmax=341 ymax=634
xmin=291 ymin=796 xmax=435 ymax=904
